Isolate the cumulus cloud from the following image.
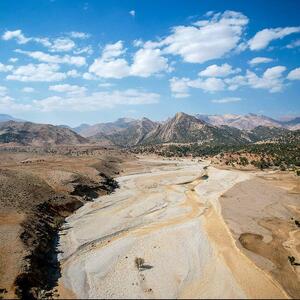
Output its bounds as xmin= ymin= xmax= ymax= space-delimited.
xmin=2 ymin=29 xmax=83 ymax=53
xmin=246 ymin=66 xmax=286 ymax=92
xmin=0 ymin=86 xmax=32 ymax=111
xmin=68 ymin=31 xmax=90 ymax=39
xmin=88 ymin=41 xmax=170 ymax=78
xmin=6 ymin=63 xmax=67 ymax=82
xmin=211 ymin=97 xmax=241 ymax=103
xmin=169 ymin=76 xmax=225 ymax=97
xmin=15 ymin=49 xmax=86 ymax=66
xmin=49 ymin=84 xmax=87 ymax=95
xmin=248 ymin=56 xmax=273 ymax=65
xmin=0 ymin=63 xmax=14 ymax=72
xmin=9 ymin=57 xmax=18 ymax=63
xmin=98 ymin=82 xmax=115 ymax=88
xmin=2 ymin=29 xmax=30 ymax=44
xmin=130 ymin=48 xmax=170 ymax=77
xmin=169 ymin=77 xmax=191 ymax=98
xmin=0 ymin=86 xmax=8 ymax=96
xmin=22 ymin=87 xmax=35 ymax=93
xmin=49 ymin=38 xmax=75 ymax=52
xmin=170 ymin=65 xmax=288 ymax=96
xmin=161 ymin=10 xmax=248 ymax=63
xmin=129 ymin=10 xmax=136 ymax=17
xmin=198 ymin=63 xmax=240 ymax=77
xmin=224 ymin=75 xmax=247 ymax=90
xmin=33 ymin=89 xmax=160 ymax=112
xmin=287 ymin=67 xmax=300 ymax=80
xmin=287 ymin=39 xmax=300 ymax=49
xmin=248 ymin=27 xmax=300 ymax=50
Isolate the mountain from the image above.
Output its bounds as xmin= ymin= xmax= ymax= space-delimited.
xmin=0 ymin=114 xmax=24 ymax=122
xmin=90 ymin=117 xmax=159 ymax=146
xmin=72 ymin=123 xmax=91 ymax=134
xmin=78 ymin=118 xmax=136 ymax=137
xmin=280 ymin=117 xmax=300 ymax=130
xmin=0 ymin=121 xmax=88 ymax=146
xmin=248 ymin=126 xmax=291 ymax=142
xmin=141 ymin=112 xmax=250 ymax=145
xmin=195 ymin=113 xmax=283 ymax=130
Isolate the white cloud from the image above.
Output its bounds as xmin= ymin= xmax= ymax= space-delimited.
xmin=0 ymin=63 xmax=14 ymax=72
xmin=0 ymin=86 xmax=32 ymax=112
xmin=73 ymin=46 xmax=93 ymax=55
xmin=22 ymin=87 xmax=35 ymax=93
xmin=0 ymin=96 xmax=32 ymax=112
xmin=246 ymin=66 xmax=286 ymax=92
xmin=0 ymin=86 xmax=8 ymax=96
xmin=130 ymin=48 xmax=170 ymax=77
xmin=88 ymin=41 xmax=170 ymax=79
xmin=170 ymin=76 xmax=225 ymax=97
xmin=129 ymin=10 xmax=136 ymax=17
xmin=16 ymin=49 xmax=86 ymax=66
xmin=2 ymin=29 xmax=82 ymax=53
xmin=224 ymin=75 xmax=247 ymax=90
xmin=198 ymin=63 xmax=240 ymax=77
xmin=211 ymin=97 xmax=241 ymax=103
xmin=89 ymin=56 xmax=130 ymax=79
xmin=98 ymin=82 xmax=114 ymax=88
xmin=7 ymin=63 xmax=67 ymax=82
xmin=170 ymin=65 xmax=288 ymax=96
xmin=33 ymin=89 xmax=160 ymax=112
xmin=2 ymin=29 xmax=30 ymax=44
xmin=248 ymin=56 xmax=273 ymax=65
xmin=67 ymin=69 xmax=81 ymax=77
xmin=248 ymin=27 xmax=300 ymax=50
xmin=287 ymin=67 xmax=300 ymax=80
xmin=161 ymin=10 xmax=248 ymax=63
xmin=9 ymin=57 xmax=18 ymax=63
xmin=49 ymin=84 xmax=87 ymax=95
xmin=169 ymin=77 xmax=190 ymax=98
xmin=50 ymin=38 xmax=75 ymax=52
xmin=68 ymin=31 xmax=90 ymax=39
xmin=287 ymin=39 xmax=300 ymax=49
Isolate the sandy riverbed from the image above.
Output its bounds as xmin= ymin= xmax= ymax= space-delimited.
xmin=57 ymin=157 xmax=291 ymax=299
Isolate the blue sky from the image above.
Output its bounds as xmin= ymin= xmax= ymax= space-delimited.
xmin=0 ymin=0 xmax=300 ymax=126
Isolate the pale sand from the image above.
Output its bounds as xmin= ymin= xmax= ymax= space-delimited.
xmin=57 ymin=158 xmax=288 ymax=299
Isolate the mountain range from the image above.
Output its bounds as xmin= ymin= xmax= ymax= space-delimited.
xmin=0 ymin=121 xmax=88 ymax=146
xmin=0 ymin=112 xmax=299 ymax=147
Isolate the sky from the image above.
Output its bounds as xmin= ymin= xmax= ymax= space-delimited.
xmin=0 ymin=0 xmax=300 ymax=126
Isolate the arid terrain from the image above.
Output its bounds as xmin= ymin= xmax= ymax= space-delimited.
xmin=56 ymin=156 xmax=300 ymax=299
xmin=0 ymin=146 xmax=134 ymax=298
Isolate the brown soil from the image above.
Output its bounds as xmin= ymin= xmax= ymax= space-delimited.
xmin=220 ymin=173 xmax=300 ymax=299
xmin=0 ymin=146 xmax=135 ymax=299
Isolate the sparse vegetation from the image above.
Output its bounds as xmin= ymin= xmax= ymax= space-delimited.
xmin=135 ymin=257 xmax=145 ymax=270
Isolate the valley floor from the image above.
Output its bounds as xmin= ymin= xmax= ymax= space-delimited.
xmin=57 ymin=156 xmax=300 ymax=299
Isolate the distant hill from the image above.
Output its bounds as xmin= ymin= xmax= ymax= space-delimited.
xmin=280 ymin=117 xmax=300 ymax=130
xmin=0 ymin=114 xmax=24 ymax=123
xmin=141 ymin=112 xmax=249 ymax=145
xmin=78 ymin=118 xmax=137 ymax=137
xmin=195 ymin=113 xmax=283 ymax=130
xmin=0 ymin=121 xmax=88 ymax=146
xmin=78 ymin=112 xmax=300 ymax=147
xmin=90 ymin=117 xmax=159 ymax=146
xmin=72 ymin=123 xmax=91 ymax=134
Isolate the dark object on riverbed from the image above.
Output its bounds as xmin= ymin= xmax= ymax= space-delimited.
xmin=288 ymin=256 xmax=300 ymax=266
xmin=201 ymin=175 xmax=209 ymax=180
xmin=295 ymin=220 xmax=300 ymax=228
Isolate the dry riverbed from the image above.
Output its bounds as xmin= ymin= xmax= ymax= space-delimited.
xmin=57 ymin=157 xmax=299 ymax=299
